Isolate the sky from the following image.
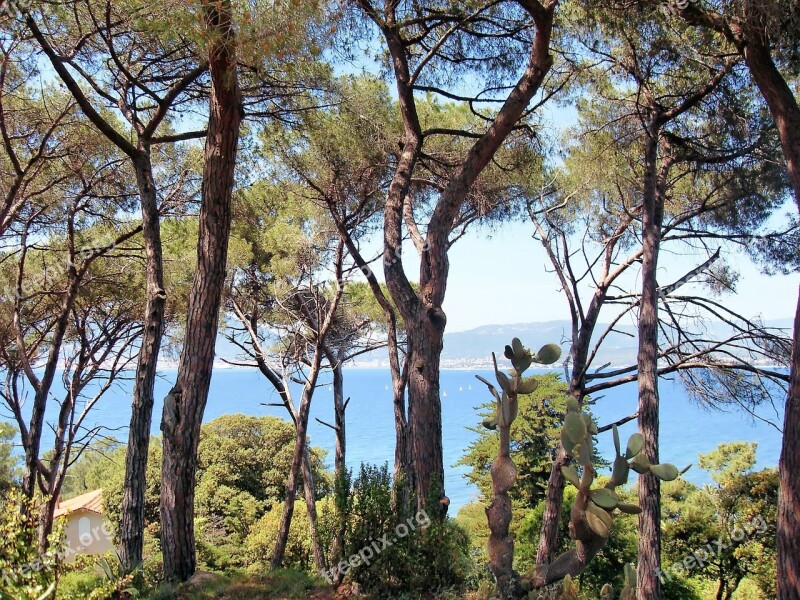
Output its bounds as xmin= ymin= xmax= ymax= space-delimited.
xmin=30 ymin=15 xmax=796 ymax=336
xmin=331 ymin=48 xmax=799 ymax=334
xmin=439 ymin=219 xmax=798 ymax=332
xmin=348 ymin=203 xmax=798 ymax=334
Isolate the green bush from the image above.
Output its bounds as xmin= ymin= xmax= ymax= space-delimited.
xmin=244 ymin=500 xmax=321 ymax=572
xmin=95 ymin=415 xmax=331 ymax=554
xmin=0 ymin=490 xmax=63 ymax=600
xmin=56 ymin=569 xmax=106 ymax=600
xmin=336 ymin=463 xmax=474 ymax=597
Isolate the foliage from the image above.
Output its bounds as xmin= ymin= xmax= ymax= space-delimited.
xmin=56 ymin=568 xmax=106 ymax=600
xmin=339 ymin=463 xmax=474 ymax=597
xmin=243 ymin=500 xmax=329 ymax=573
xmin=459 ymin=373 xmax=569 ymax=506
xmin=139 ymin=569 xmax=320 ymax=600
xmin=662 ymin=443 xmax=777 ymax=599
xmin=84 ymin=414 xmax=329 ymax=567
xmin=0 ymin=422 xmax=18 ymax=496
xmin=194 ymin=414 xmax=330 ymax=569
xmin=101 ymin=441 xmax=161 ymax=544
xmin=197 ymin=414 xmax=330 ymax=509
xmin=59 ymin=438 xmax=124 ymax=500
xmin=56 ymin=554 xmax=137 ymax=600
xmin=0 ymin=489 xmax=63 ymax=600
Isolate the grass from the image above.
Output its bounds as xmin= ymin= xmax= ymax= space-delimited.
xmin=142 ymin=568 xmax=329 ymax=600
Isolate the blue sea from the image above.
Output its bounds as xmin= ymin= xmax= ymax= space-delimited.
xmin=5 ymin=367 xmax=785 ymax=512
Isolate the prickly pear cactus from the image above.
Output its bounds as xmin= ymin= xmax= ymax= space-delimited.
xmin=517 ymin=358 xmax=687 ymax=593
xmin=619 ymin=563 xmax=637 ymax=600
xmin=476 ymin=338 xmax=562 ymax=599
xmin=478 ymin=338 xmax=686 ymax=597
xmin=558 ymin=398 xmax=686 ymax=548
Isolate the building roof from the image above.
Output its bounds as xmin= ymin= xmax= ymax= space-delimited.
xmin=54 ymin=489 xmax=104 ymax=518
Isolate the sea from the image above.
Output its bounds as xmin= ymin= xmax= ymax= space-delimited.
xmin=5 ymin=367 xmax=785 ymax=513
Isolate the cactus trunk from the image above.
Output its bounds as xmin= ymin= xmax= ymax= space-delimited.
xmin=487 ymin=424 xmax=517 ymax=598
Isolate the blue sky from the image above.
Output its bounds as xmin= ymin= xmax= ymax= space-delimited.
xmin=333 ymin=47 xmax=798 ymax=333
xmin=441 ymin=219 xmax=797 ymax=332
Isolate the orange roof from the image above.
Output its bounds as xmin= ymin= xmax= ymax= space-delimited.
xmin=54 ymin=489 xmax=104 ymax=518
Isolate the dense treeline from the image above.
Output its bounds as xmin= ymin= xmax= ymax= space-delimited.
xmin=0 ymin=0 xmax=797 ymax=599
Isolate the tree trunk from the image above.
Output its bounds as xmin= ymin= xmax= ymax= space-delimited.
xmin=160 ymin=0 xmax=240 ymax=582
xmin=534 ymin=427 xmax=569 ymax=567
xmin=739 ymin=36 xmax=800 ymax=600
xmin=487 ymin=425 xmax=516 ymax=598
xmin=271 ymin=383 xmax=316 ymax=569
xmin=636 ymin=128 xmax=663 ymax=600
xmin=715 ymin=580 xmax=725 ymax=600
xmin=331 ymin=359 xmax=346 ymax=478
xmin=778 ymin=285 xmax=800 ymax=600
xmin=119 ymin=151 xmax=166 ymax=574
xmin=534 ymin=379 xmax=595 ymax=567
xmin=330 ymin=357 xmax=347 ymax=567
xmin=378 ymin=2 xmax=555 ymax=513
xmin=536 ymin=324 xmax=598 ymax=566
xmin=741 ymin=38 xmax=800 ymax=212
xmin=301 ymin=445 xmax=327 ymax=573
xmin=404 ymin=313 xmax=446 ymax=513
xmin=38 ymin=488 xmax=60 ymax=551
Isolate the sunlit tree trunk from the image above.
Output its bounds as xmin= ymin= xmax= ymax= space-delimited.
xmin=636 ymin=126 xmax=664 ymax=600
xmin=741 ymin=37 xmax=800 ymax=600
xmin=120 ymin=151 xmax=166 ymax=573
xmin=160 ymin=0 xmax=241 ymax=582
xmin=270 ymin=381 xmax=317 ymax=569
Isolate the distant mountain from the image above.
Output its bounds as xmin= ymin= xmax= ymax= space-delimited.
xmin=350 ymin=318 xmax=793 ymax=369
xmin=439 ymin=320 xmax=638 ymax=369
xmin=213 ymin=318 xmax=793 ymax=370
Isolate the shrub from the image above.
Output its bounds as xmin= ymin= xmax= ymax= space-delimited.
xmin=244 ymin=501 xmax=317 ymax=571
xmin=56 ymin=569 xmax=106 ymax=600
xmin=0 ymin=490 xmax=63 ymax=600
xmin=338 ymin=463 xmax=474 ymax=597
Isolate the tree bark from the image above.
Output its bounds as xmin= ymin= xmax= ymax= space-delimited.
xmin=636 ymin=127 xmax=663 ymax=600
xmin=270 ymin=381 xmax=317 ymax=570
xmin=329 ymin=356 xmax=347 ymax=567
xmin=367 ymin=0 xmax=556 ymax=513
xmin=301 ymin=444 xmax=327 ymax=573
xmin=405 ymin=313 xmax=446 ymax=512
xmin=533 ymin=207 xmax=640 ymax=566
xmin=487 ymin=424 xmax=516 ymax=598
xmin=160 ymin=0 xmax=241 ymax=582
xmin=119 ymin=151 xmax=166 ymax=574
xmin=778 ymin=285 xmax=800 ymax=600
xmin=739 ymin=39 xmax=800 ymax=214
xmin=535 ymin=306 xmax=606 ymax=565
xmin=740 ymin=35 xmax=800 ymax=600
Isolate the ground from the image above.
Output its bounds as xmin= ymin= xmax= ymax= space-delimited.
xmin=162 ymin=570 xmax=361 ymax=600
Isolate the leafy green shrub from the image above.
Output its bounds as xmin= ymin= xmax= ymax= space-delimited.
xmin=56 ymin=554 xmax=137 ymax=600
xmin=196 ymin=515 xmax=247 ymax=572
xmin=0 ymin=422 xmax=19 ymax=497
xmin=97 ymin=415 xmax=331 ymax=552
xmin=244 ymin=501 xmax=318 ymax=571
xmin=56 ymin=569 xmax=106 ymax=600
xmin=338 ymin=463 xmax=474 ymax=597
xmin=0 ymin=489 xmax=63 ymax=600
